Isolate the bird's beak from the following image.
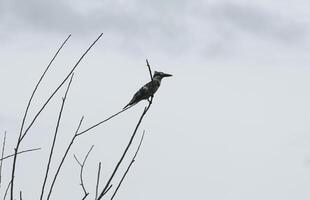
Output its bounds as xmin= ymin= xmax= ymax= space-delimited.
xmin=163 ymin=73 xmax=172 ymax=77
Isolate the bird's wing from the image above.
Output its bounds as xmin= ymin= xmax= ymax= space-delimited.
xmin=132 ymin=85 xmax=149 ymax=101
xmin=123 ymin=81 xmax=153 ymax=109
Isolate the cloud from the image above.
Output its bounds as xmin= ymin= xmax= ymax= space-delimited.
xmin=2 ymin=0 xmax=185 ymax=38
xmin=0 ymin=0 xmax=309 ymax=58
xmin=0 ymin=0 xmax=191 ymax=56
xmin=207 ymin=2 xmax=307 ymax=44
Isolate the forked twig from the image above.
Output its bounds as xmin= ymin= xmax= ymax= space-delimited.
xmin=102 ymin=185 xmax=113 ymax=197
xmin=73 ymin=145 xmax=94 ymax=199
xmin=46 ymin=116 xmax=84 ymax=200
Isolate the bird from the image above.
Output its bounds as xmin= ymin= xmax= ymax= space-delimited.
xmin=123 ymin=71 xmax=172 ymax=109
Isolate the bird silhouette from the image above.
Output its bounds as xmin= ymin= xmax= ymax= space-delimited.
xmin=123 ymin=71 xmax=172 ymax=109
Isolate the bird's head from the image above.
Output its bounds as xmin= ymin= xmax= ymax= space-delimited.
xmin=153 ymin=71 xmax=172 ymax=81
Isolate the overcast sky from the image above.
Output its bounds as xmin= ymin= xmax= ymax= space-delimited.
xmin=1 ymin=0 xmax=310 ymax=199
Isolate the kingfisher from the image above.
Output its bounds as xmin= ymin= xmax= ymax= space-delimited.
xmin=123 ymin=71 xmax=172 ymax=109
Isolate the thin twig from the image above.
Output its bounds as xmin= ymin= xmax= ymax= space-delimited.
xmin=77 ymin=106 xmax=131 ymax=136
xmin=10 ymin=34 xmax=71 ymax=200
xmin=3 ymin=180 xmax=11 ymax=200
xmin=146 ymin=59 xmax=153 ymax=81
xmin=111 ymin=131 xmax=145 ymax=200
xmin=95 ymin=162 xmax=102 ymax=200
xmin=19 ymin=191 xmax=22 ymax=200
xmin=0 ymin=148 xmax=41 ymax=161
xmin=73 ymin=145 xmax=94 ymax=200
xmin=0 ymin=131 xmax=7 ymax=188
xmin=40 ymin=74 xmax=74 ymax=200
xmin=46 ymin=116 xmax=84 ymax=200
xmin=97 ymin=62 xmax=154 ymax=200
xmin=20 ymin=33 xmax=103 ymax=142
xmin=146 ymin=59 xmax=154 ymax=102
xmin=19 ymin=34 xmax=71 ymax=141
xmin=82 ymin=194 xmax=89 ymax=200
xmin=102 ymin=184 xmax=113 ymax=197
xmin=74 ymin=155 xmax=82 ymax=166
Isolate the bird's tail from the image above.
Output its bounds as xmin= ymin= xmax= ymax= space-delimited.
xmin=123 ymin=103 xmax=131 ymax=110
xmin=123 ymin=97 xmax=136 ymax=110
xmin=123 ymin=99 xmax=138 ymax=110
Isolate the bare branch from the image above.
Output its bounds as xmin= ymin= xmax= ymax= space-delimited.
xmin=10 ymin=34 xmax=71 ymax=200
xmin=0 ymin=131 xmax=7 ymax=188
xmin=82 ymin=194 xmax=89 ymax=200
xmin=73 ymin=155 xmax=83 ymax=167
xmin=134 ymin=131 xmax=145 ymax=158
xmin=74 ymin=145 xmax=94 ymax=200
xmin=3 ymin=180 xmax=11 ymax=200
xmin=146 ymin=59 xmax=153 ymax=81
xmin=46 ymin=116 xmax=84 ymax=200
xmin=146 ymin=59 xmax=154 ymax=103
xmin=102 ymin=184 xmax=113 ymax=197
xmin=97 ymin=60 xmax=154 ymax=200
xmin=40 ymin=74 xmax=74 ymax=200
xmin=0 ymin=148 xmax=41 ymax=161
xmin=20 ymin=33 xmax=103 ymax=142
xmin=19 ymin=34 xmax=72 ymax=139
xmin=10 ymin=33 xmax=102 ymax=200
xmin=111 ymin=131 xmax=145 ymax=200
xmin=95 ymin=162 xmax=102 ymax=200
xmin=19 ymin=191 xmax=22 ymax=200
xmin=77 ymin=106 xmax=130 ymax=136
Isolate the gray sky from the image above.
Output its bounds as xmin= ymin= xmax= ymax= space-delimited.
xmin=1 ymin=0 xmax=310 ymax=199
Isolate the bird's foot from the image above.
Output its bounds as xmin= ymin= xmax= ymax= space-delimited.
xmin=147 ymin=96 xmax=153 ymax=103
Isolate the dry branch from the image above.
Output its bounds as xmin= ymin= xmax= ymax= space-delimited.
xmin=3 ymin=180 xmax=11 ymax=200
xmin=46 ymin=116 xmax=84 ymax=200
xmin=20 ymin=33 xmax=103 ymax=142
xmin=10 ymin=34 xmax=71 ymax=200
xmin=11 ymin=33 xmax=103 ymax=200
xmin=0 ymin=148 xmax=41 ymax=161
xmin=6 ymin=42 xmax=156 ymax=199
xmin=97 ymin=60 xmax=154 ymax=200
xmin=77 ymin=106 xmax=131 ymax=136
xmin=19 ymin=191 xmax=22 ymax=200
xmin=73 ymin=145 xmax=94 ymax=200
xmin=0 ymin=131 xmax=6 ymax=188
xmin=40 ymin=74 xmax=74 ymax=200
xmin=95 ymin=162 xmax=102 ymax=200
xmin=146 ymin=59 xmax=153 ymax=81
xmin=110 ymin=131 xmax=145 ymax=200
xmin=97 ymin=105 xmax=151 ymax=200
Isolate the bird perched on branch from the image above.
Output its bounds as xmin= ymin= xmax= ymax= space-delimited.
xmin=123 ymin=71 xmax=172 ymax=109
